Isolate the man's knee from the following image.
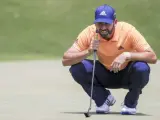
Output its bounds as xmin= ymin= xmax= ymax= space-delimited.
xmin=69 ymin=60 xmax=93 ymax=74
xmin=69 ymin=60 xmax=93 ymax=83
xmin=131 ymin=62 xmax=150 ymax=88
xmin=132 ymin=62 xmax=150 ymax=73
xmin=69 ymin=62 xmax=84 ymax=76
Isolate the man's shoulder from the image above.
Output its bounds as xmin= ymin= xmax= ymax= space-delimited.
xmin=83 ymin=24 xmax=96 ymax=33
xmin=78 ymin=24 xmax=96 ymax=38
xmin=117 ymin=21 xmax=135 ymax=31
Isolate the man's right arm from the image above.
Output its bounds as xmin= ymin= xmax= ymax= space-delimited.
xmin=62 ymin=47 xmax=91 ymax=66
xmin=62 ymin=26 xmax=93 ymax=66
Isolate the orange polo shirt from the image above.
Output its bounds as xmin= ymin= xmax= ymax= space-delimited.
xmin=72 ymin=21 xmax=151 ymax=70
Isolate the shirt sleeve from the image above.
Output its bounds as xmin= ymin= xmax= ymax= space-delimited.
xmin=72 ymin=27 xmax=91 ymax=51
xmin=129 ymin=27 xmax=151 ymax=52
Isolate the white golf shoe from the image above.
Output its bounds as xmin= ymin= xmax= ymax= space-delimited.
xmin=121 ymin=105 xmax=136 ymax=115
xmin=96 ymin=95 xmax=116 ymax=114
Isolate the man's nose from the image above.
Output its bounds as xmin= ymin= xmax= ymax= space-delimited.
xmin=101 ymin=25 xmax=107 ymax=30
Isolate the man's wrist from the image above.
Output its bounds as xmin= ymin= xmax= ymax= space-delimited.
xmin=85 ymin=49 xmax=92 ymax=56
xmin=124 ymin=52 xmax=132 ymax=61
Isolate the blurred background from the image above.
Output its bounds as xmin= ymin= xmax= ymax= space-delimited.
xmin=0 ymin=0 xmax=159 ymax=61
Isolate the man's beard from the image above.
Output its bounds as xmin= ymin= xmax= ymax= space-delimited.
xmin=99 ymin=30 xmax=110 ymax=39
xmin=99 ymin=26 xmax=114 ymax=40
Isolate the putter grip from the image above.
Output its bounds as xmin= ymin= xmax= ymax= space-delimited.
xmin=94 ymin=32 xmax=99 ymax=52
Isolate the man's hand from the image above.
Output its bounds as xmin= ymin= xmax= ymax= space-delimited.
xmin=110 ymin=52 xmax=131 ymax=73
xmin=88 ymin=38 xmax=100 ymax=55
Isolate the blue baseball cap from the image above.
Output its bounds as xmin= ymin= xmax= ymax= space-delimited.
xmin=94 ymin=4 xmax=116 ymax=24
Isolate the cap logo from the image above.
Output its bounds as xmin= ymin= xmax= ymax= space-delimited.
xmin=99 ymin=11 xmax=107 ymax=16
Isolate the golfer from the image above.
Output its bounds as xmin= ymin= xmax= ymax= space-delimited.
xmin=62 ymin=4 xmax=157 ymax=115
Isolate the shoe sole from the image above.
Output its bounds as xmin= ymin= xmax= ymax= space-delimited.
xmin=96 ymin=111 xmax=110 ymax=114
xmin=121 ymin=111 xmax=136 ymax=115
xmin=96 ymin=109 xmax=110 ymax=114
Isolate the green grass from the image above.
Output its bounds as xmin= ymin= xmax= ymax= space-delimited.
xmin=0 ymin=0 xmax=160 ymax=60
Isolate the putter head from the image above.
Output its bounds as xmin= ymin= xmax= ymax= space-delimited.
xmin=84 ymin=112 xmax=90 ymax=117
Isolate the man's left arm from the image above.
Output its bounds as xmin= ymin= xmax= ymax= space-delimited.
xmin=128 ymin=27 xmax=157 ymax=64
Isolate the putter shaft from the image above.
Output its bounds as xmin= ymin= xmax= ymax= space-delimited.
xmin=87 ymin=50 xmax=96 ymax=113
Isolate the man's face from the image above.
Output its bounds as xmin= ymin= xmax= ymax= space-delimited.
xmin=95 ymin=21 xmax=115 ymax=40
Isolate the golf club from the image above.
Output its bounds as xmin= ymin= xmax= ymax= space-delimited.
xmin=84 ymin=32 xmax=98 ymax=118
xmin=84 ymin=50 xmax=97 ymax=118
